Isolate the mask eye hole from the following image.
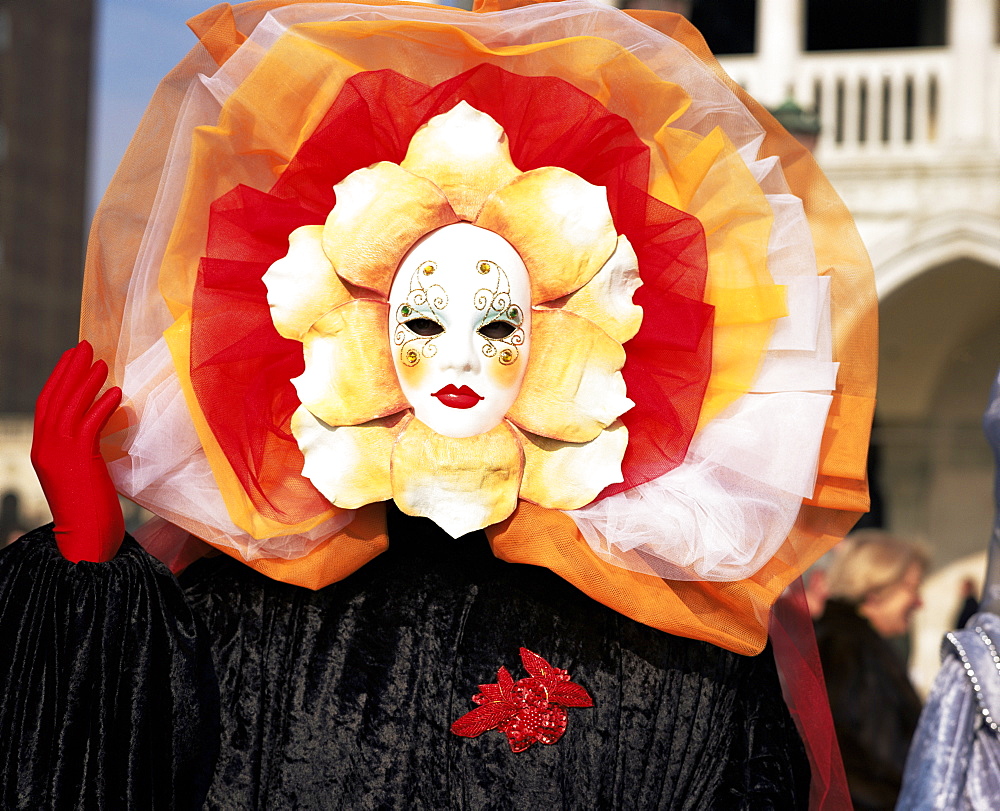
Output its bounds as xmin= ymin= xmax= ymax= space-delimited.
xmin=405 ymin=318 xmax=444 ymax=337
xmin=479 ymin=320 xmax=516 ymax=340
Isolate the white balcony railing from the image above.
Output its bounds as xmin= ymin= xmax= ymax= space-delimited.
xmin=720 ymin=48 xmax=968 ymax=162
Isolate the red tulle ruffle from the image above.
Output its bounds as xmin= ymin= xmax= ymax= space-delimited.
xmin=190 ymin=64 xmax=713 ymax=525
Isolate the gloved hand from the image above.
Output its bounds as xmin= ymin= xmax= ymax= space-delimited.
xmin=31 ymin=341 xmax=125 ymax=562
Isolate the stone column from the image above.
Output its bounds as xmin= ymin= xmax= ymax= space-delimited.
xmin=755 ymin=0 xmax=805 ymax=107
xmin=947 ymin=0 xmax=997 ymax=146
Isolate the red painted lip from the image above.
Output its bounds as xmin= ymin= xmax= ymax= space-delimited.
xmin=432 ymin=384 xmax=484 ymax=409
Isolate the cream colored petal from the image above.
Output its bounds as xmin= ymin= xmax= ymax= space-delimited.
xmin=518 ymin=421 xmax=628 ymax=510
xmin=475 ymin=167 xmax=618 ymax=304
xmin=390 ymin=417 xmax=524 ymax=538
xmin=322 ymin=162 xmax=459 ymax=297
xmin=537 ymin=235 xmax=643 ymax=344
xmin=292 ymin=300 xmax=408 ymax=426
xmin=507 ymin=309 xmax=632 ymax=443
xmin=291 ymin=406 xmax=405 ymax=509
xmin=400 ymin=101 xmax=521 ymax=222
xmin=264 ymin=225 xmax=353 ymax=341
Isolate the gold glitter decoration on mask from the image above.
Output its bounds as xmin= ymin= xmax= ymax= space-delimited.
xmin=478 ymin=261 xmax=493 ymax=275
xmin=421 ymin=261 xmax=436 ymax=276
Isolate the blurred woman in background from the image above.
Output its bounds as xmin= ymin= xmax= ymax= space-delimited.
xmin=815 ymin=530 xmax=929 ymax=811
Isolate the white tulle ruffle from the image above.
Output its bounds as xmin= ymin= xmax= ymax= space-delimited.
xmin=567 ymin=159 xmax=838 ymax=581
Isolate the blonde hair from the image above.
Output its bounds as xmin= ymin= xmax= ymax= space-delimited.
xmin=826 ymin=530 xmax=930 ymax=604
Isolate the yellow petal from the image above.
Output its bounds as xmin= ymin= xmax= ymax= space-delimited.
xmin=537 ymin=235 xmax=643 ymax=343
xmin=507 ymin=309 xmax=632 ymax=443
xmin=518 ymin=421 xmax=628 ymax=510
xmin=292 ymin=300 xmax=408 ymax=425
xmin=401 ymin=101 xmax=521 ymax=222
xmin=322 ymin=162 xmax=459 ymax=297
xmin=292 ymin=407 xmax=405 ymax=509
xmin=475 ymin=167 xmax=618 ymax=304
xmin=390 ymin=417 xmax=524 ymax=538
xmin=263 ymin=225 xmax=353 ymax=341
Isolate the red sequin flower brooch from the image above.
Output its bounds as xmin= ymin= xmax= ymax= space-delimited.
xmin=451 ymin=648 xmax=593 ymax=752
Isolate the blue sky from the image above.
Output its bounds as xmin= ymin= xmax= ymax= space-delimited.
xmin=88 ymin=0 xmax=214 ymax=213
xmin=88 ymin=0 xmax=468 ymax=214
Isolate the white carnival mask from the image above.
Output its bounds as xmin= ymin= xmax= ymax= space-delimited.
xmin=388 ymin=222 xmax=531 ymax=438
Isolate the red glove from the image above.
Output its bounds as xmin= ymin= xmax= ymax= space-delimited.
xmin=31 ymin=341 xmax=125 ymax=562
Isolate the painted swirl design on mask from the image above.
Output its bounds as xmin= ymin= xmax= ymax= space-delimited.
xmin=395 ymin=261 xmax=447 ymax=366
xmin=474 ymin=260 xmax=524 ymax=366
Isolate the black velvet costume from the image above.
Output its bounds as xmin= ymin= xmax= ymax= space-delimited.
xmin=1 ymin=507 xmax=810 ymax=809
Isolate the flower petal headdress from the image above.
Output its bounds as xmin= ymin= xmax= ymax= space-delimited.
xmin=264 ymin=101 xmax=635 ymax=538
xmin=84 ymin=0 xmax=877 ymax=655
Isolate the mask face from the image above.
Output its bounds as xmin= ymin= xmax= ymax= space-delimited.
xmin=388 ymin=223 xmax=531 ymax=438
